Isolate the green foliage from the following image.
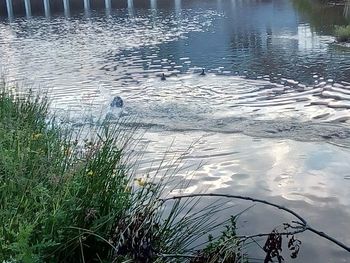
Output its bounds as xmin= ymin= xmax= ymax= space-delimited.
xmin=335 ymin=25 xmax=350 ymax=42
xmin=0 ymin=83 xmax=243 ymax=262
xmin=0 ymin=86 xmax=132 ymax=262
xmin=189 ymin=216 xmax=245 ymax=263
xmin=291 ymin=0 xmax=350 ymax=34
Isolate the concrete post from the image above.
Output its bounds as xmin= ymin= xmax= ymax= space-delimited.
xmin=63 ymin=0 xmax=70 ymax=16
xmin=150 ymin=0 xmax=156 ymax=9
xmin=105 ymin=0 xmax=111 ymax=9
xmin=6 ymin=0 xmax=14 ymax=19
xmin=175 ymin=0 xmax=181 ymax=14
xmin=24 ymin=0 xmax=32 ymax=17
xmin=43 ymin=0 xmax=50 ymax=17
xmin=84 ymin=0 xmax=90 ymax=10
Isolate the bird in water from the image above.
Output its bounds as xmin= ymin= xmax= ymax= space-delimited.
xmin=110 ymin=96 xmax=124 ymax=108
xmin=200 ymin=69 xmax=206 ymax=76
xmin=161 ymin=73 xmax=166 ymax=81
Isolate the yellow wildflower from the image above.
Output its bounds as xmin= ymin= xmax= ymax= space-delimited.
xmin=64 ymin=147 xmax=71 ymax=156
xmin=87 ymin=170 xmax=94 ymax=176
xmin=134 ymin=178 xmax=146 ymax=187
xmin=32 ymin=133 xmax=43 ymax=140
xmin=124 ymin=186 xmax=132 ymax=193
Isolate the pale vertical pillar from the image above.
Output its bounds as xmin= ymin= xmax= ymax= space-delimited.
xmin=150 ymin=0 xmax=156 ymax=9
xmin=24 ymin=0 xmax=32 ymax=17
xmin=127 ymin=0 xmax=134 ymax=17
xmin=63 ymin=0 xmax=70 ymax=17
xmin=344 ymin=0 xmax=350 ymax=18
xmin=6 ymin=0 xmax=14 ymax=20
xmin=175 ymin=0 xmax=181 ymax=15
xmin=105 ymin=0 xmax=111 ymax=9
xmin=43 ymin=0 xmax=50 ymax=17
xmin=84 ymin=0 xmax=90 ymax=10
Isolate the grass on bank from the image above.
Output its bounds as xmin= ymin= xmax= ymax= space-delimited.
xmin=334 ymin=25 xmax=350 ymax=42
xmin=0 ymin=83 xmax=245 ymax=263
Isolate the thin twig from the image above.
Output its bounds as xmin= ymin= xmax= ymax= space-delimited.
xmin=159 ymin=253 xmax=199 ymax=258
xmin=161 ymin=193 xmax=306 ymax=224
xmin=79 ymin=236 xmax=86 ymax=263
xmin=237 ymin=228 xmax=306 ymax=242
xmin=160 ymin=193 xmax=350 ymax=253
xmin=306 ymin=226 xmax=350 ymax=252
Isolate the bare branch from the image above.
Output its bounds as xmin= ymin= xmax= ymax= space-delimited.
xmin=306 ymin=226 xmax=350 ymax=253
xmin=237 ymin=228 xmax=306 ymax=242
xmin=161 ymin=193 xmax=307 ymax=224
xmin=159 ymin=253 xmax=199 ymax=259
xmin=160 ymin=193 xmax=350 ymax=253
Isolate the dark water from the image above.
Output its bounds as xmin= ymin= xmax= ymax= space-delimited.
xmin=1 ymin=0 xmax=350 ymax=261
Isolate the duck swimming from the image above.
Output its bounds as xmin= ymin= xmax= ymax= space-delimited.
xmin=161 ymin=73 xmax=166 ymax=81
xmin=110 ymin=96 xmax=124 ymax=108
xmin=200 ymin=69 xmax=206 ymax=76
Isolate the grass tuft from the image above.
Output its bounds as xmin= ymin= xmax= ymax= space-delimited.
xmin=334 ymin=25 xmax=350 ymax=42
xmin=0 ymin=81 xmax=244 ymax=262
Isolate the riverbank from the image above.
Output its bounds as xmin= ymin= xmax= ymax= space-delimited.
xmin=0 ymin=84 xmax=245 ymax=262
xmin=2 ymin=0 xmax=350 ymax=260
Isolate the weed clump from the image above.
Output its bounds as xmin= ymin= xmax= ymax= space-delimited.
xmin=334 ymin=25 xmax=350 ymax=42
xmin=0 ymin=86 xmax=132 ymax=262
xmin=0 ymin=83 xmax=244 ymax=262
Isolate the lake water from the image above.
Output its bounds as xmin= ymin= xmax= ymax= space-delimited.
xmin=1 ymin=0 xmax=350 ymax=261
